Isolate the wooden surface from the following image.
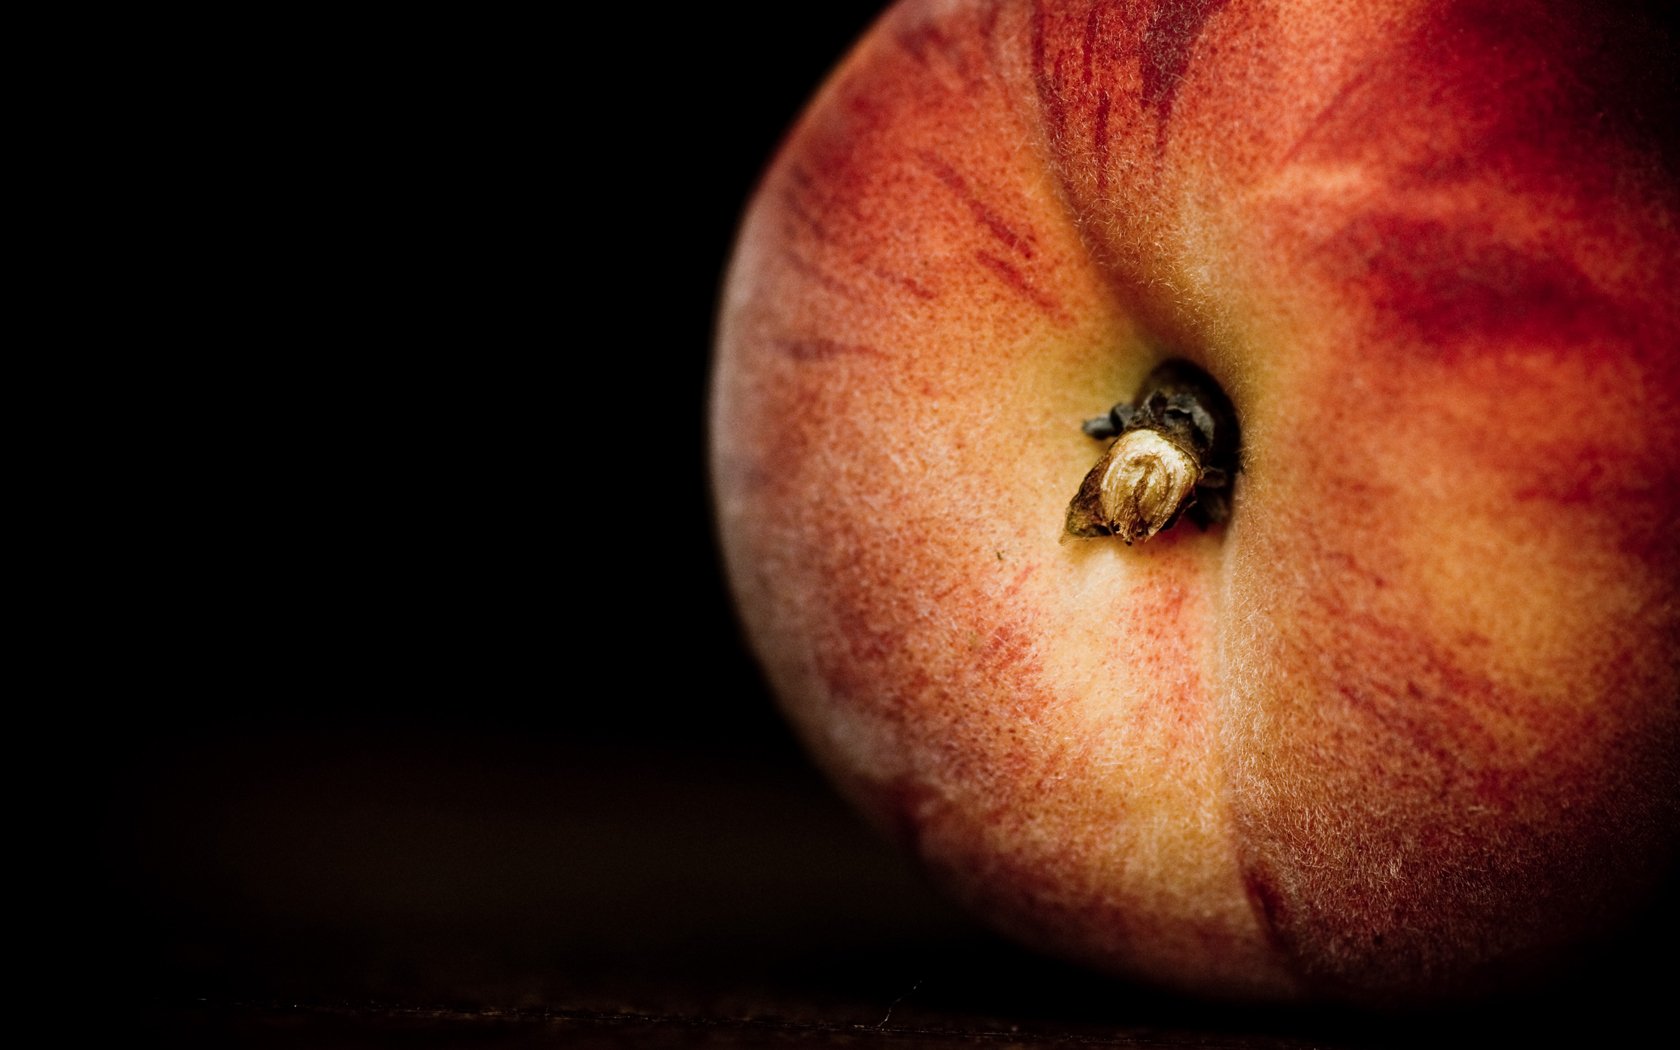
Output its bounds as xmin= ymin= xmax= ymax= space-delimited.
xmin=102 ymin=726 xmax=1673 ymax=1047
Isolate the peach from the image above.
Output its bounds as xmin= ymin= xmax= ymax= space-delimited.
xmin=710 ymin=0 xmax=1678 ymax=1005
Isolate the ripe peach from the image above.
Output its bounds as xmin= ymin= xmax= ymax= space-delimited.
xmin=710 ymin=0 xmax=1679 ymax=1005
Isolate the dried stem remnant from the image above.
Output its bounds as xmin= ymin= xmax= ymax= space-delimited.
xmin=1064 ymin=359 xmax=1241 ymax=544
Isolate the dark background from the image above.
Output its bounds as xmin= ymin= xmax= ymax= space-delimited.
xmin=95 ymin=2 xmax=1018 ymax=1041
xmin=91 ymin=4 xmax=1676 ymax=1045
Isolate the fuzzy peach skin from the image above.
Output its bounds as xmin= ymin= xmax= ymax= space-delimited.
xmin=710 ymin=0 xmax=1679 ymax=1006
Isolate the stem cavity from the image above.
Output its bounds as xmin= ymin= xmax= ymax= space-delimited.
xmin=1064 ymin=359 xmax=1240 ymax=545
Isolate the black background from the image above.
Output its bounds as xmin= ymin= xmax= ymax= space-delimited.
xmin=91 ymin=4 xmax=1677 ymax=1043
xmin=94 ymin=0 xmax=1003 ymax=1027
